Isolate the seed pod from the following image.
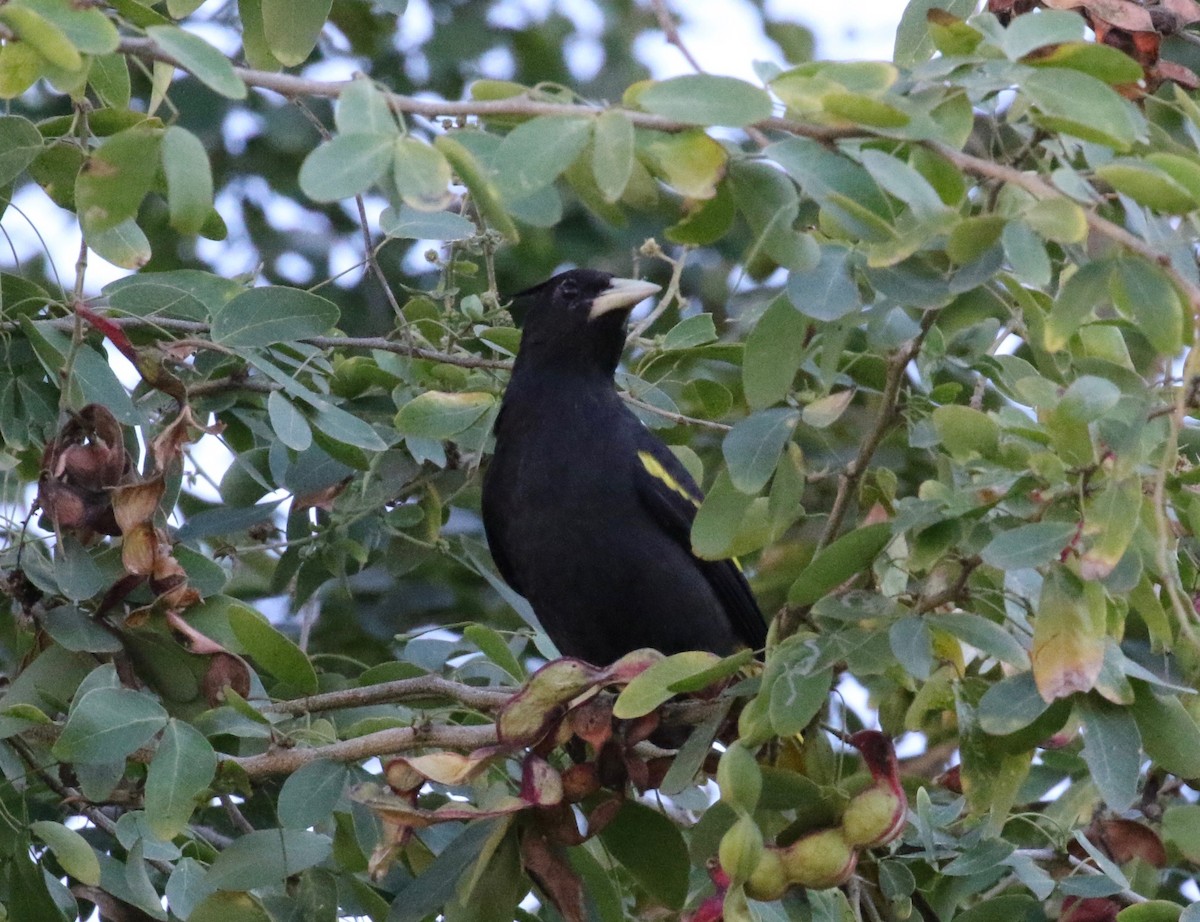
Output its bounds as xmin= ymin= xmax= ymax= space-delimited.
xmin=842 ymin=784 xmax=905 ymax=847
xmin=844 ymin=730 xmax=906 ymax=847
xmin=779 ymin=827 xmax=857 ymax=890
xmin=717 ymin=743 xmax=762 ymax=813
xmin=744 ymin=847 xmax=788 ymax=902
xmin=718 ymin=814 xmax=764 ymax=882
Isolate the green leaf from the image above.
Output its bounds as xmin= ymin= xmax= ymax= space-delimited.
xmin=613 ymin=651 xmax=721 ymax=719
xmin=162 ymin=125 xmax=214 ymax=235
xmin=598 ymin=801 xmax=690 ymax=909
xmin=228 ymin=603 xmax=319 ymax=694
xmin=389 ymin=819 xmax=507 ymax=922
xmin=1078 ymin=696 xmax=1141 ymax=811
xmin=299 ymin=133 xmax=394 ymax=202
xmin=638 ymin=75 xmax=773 ymax=127
xmin=1002 ymin=220 xmax=1051 ymax=287
xmin=54 ymin=534 xmax=106 ymax=600
xmin=787 ymin=245 xmax=861 ymax=320
xmin=204 ymin=829 xmax=332 ymax=891
xmin=311 ymin=403 xmax=389 ymax=452
xmin=1115 ymin=902 xmax=1185 ymax=922
xmin=335 ymin=76 xmax=396 ymax=135
xmin=1021 ymin=69 xmax=1142 ymax=151
xmin=41 ymin=604 xmax=123 ymax=653
xmin=392 ymin=136 xmax=452 ymax=211
xmin=278 ymin=759 xmax=350 ymax=828
xmin=463 ymin=623 xmax=525 ymax=681
xmin=744 ymin=295 xmax=809 ymax=410
xmin=723 ymin=408 xmax=800 ymax=494
xmin=1111 ymin=257 xmax=1183 ymax=356
xmin=380 ymin=204 xmax=477 ymax=240
xmin=144 ymin=719 xmax=217 ymax=839
xmin=435 ymin=133 xmax=519 ymax=242
xmin=1001 ymin=9 xmax=1086 ymax=58
xmin=395 ymin=390 xmax=495 ymax=440
xmin=104 ymin=269 xmax=239 ymax=320
xmin=146 ymin=25 xmax=247 ymax=99
xmin=1096 ymin=160 xmax=1199 ymax=214
xmin=237 ymin=0 xmax=284 ymax=70
xmin=769 ymin=666 xmax=832 ymax=736
xmin=893 ymin=0 xmax=979 ymax=65
xmin=52 ymin=686 xmax=168 ymax=763
xmin=978 ymin=671 xmax=1051 ymax=735
xmin=824 ymin=91 xmax=910 ymax=128
xmin=260 ymin=0 xmax=332 ymax=66
xmin=1045 ymin=259 xmax=1112 ymax=350
xmin=788 ymin=522 xmax=892 ymax=606
xmin=1163 ymin=804 xmax=1200 ymax=862
xmin=1130 ymin=681 xmax=1200 ymax=779
xmin=980 ymin=521 xmax=1077 ymax=571
xmin=1025 ymin=197 xmax=1088 ymax=244
xmin=947 ymin=215 xmax=1005 ymax=264
xmin=267 ymin=391 xmax=313 ymax=452
xmin=211 ymin=286 xmax=339 ymax=347
xmin=20 ymin=0 xmax=118 ymax=53
xmin=931 ymin=404 xmax=999 ymax=461
xmin=493 ymin=115 xmax=592 ymax=201
xmin=1024 ymin=41 xmax=1145 ymax=85
xmin=30 ymin=819 xmax=101 ymax=886
xmin=0 ymin=115 xmax=42 ymax=187
xmin=661 ymin=314 xmax=717 ymax=351
xmin=0 ymin=4 xmax=81 ymax=70
xmin=592 ymin=109 xmax=635 ymax=202
xmin=76 ymin=125 xmax=162 ymax=234
xmin=89 ymin=52 xmax=131 ymax=108
xmin=926 ymin=613 xmax=1030 ymax=668
xmin=691 ymin=469 xmax=753 ymax=560
xmin=189 ymin=892 xmax=273 ymax=922
xmin=858 ymin=148 xmax=947 ymax=219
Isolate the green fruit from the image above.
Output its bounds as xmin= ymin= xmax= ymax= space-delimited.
xmin=717 ymin=743 xmax=762 ymax=813
xmin=842 ymin=783 xmax=905 ymax=847
xmin=719 ymin=814 xmax=764 ymax=882
xmin=745 ymin=848 xmax=788 ymax=902
xmin=779 ymin=827 xmax=857 ymax=889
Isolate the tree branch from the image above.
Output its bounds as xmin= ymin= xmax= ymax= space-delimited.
xmin=229 ymin=721 xmax=499 ymax=776
xmin=112 ymin=35 xmax=848 ymax=143
xmin=262 ymin=674 xmax=513 ymax=716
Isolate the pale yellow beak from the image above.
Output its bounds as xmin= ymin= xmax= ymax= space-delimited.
xmin=588 ymin=277 xmax=661 ymax=320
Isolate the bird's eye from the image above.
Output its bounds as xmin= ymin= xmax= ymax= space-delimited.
xmin=559 ymin=279 xmax=579 ymax=300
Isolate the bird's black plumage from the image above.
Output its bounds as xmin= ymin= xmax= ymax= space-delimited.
xmin=481 ymin=268 xmax=767 ymax=665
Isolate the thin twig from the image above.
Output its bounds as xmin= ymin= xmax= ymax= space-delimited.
xmin=219 ymin=793 xmax=257 ymax=835
xmin=817 ymin=309 xmax=940 ymax=552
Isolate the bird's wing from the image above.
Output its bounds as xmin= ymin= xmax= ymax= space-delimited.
xmin=631 ymin=433 xmax=768 ymax=651
xmin=481 ymin=409 xmax=525 ymax=597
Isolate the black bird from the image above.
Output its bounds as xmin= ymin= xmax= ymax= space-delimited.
xmin=481 ymin=268 xmax=767 ymax=665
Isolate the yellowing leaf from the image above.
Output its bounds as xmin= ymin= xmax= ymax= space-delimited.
xmin=1032 ymin=567 xmax=1106 ymax=702
xmin=640 ymin=130 xmax=727 ymax=200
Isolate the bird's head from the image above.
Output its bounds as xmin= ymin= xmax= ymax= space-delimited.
xmin=510 ymin=269 xmax=661 ymax=375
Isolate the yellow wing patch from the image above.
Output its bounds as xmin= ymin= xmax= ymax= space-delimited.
xmin=637 ymin=450 xmax=701 ymax=508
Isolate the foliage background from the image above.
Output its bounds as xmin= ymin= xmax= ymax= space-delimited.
xmin=3 ymin=0 xmax=1200 ymax=920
